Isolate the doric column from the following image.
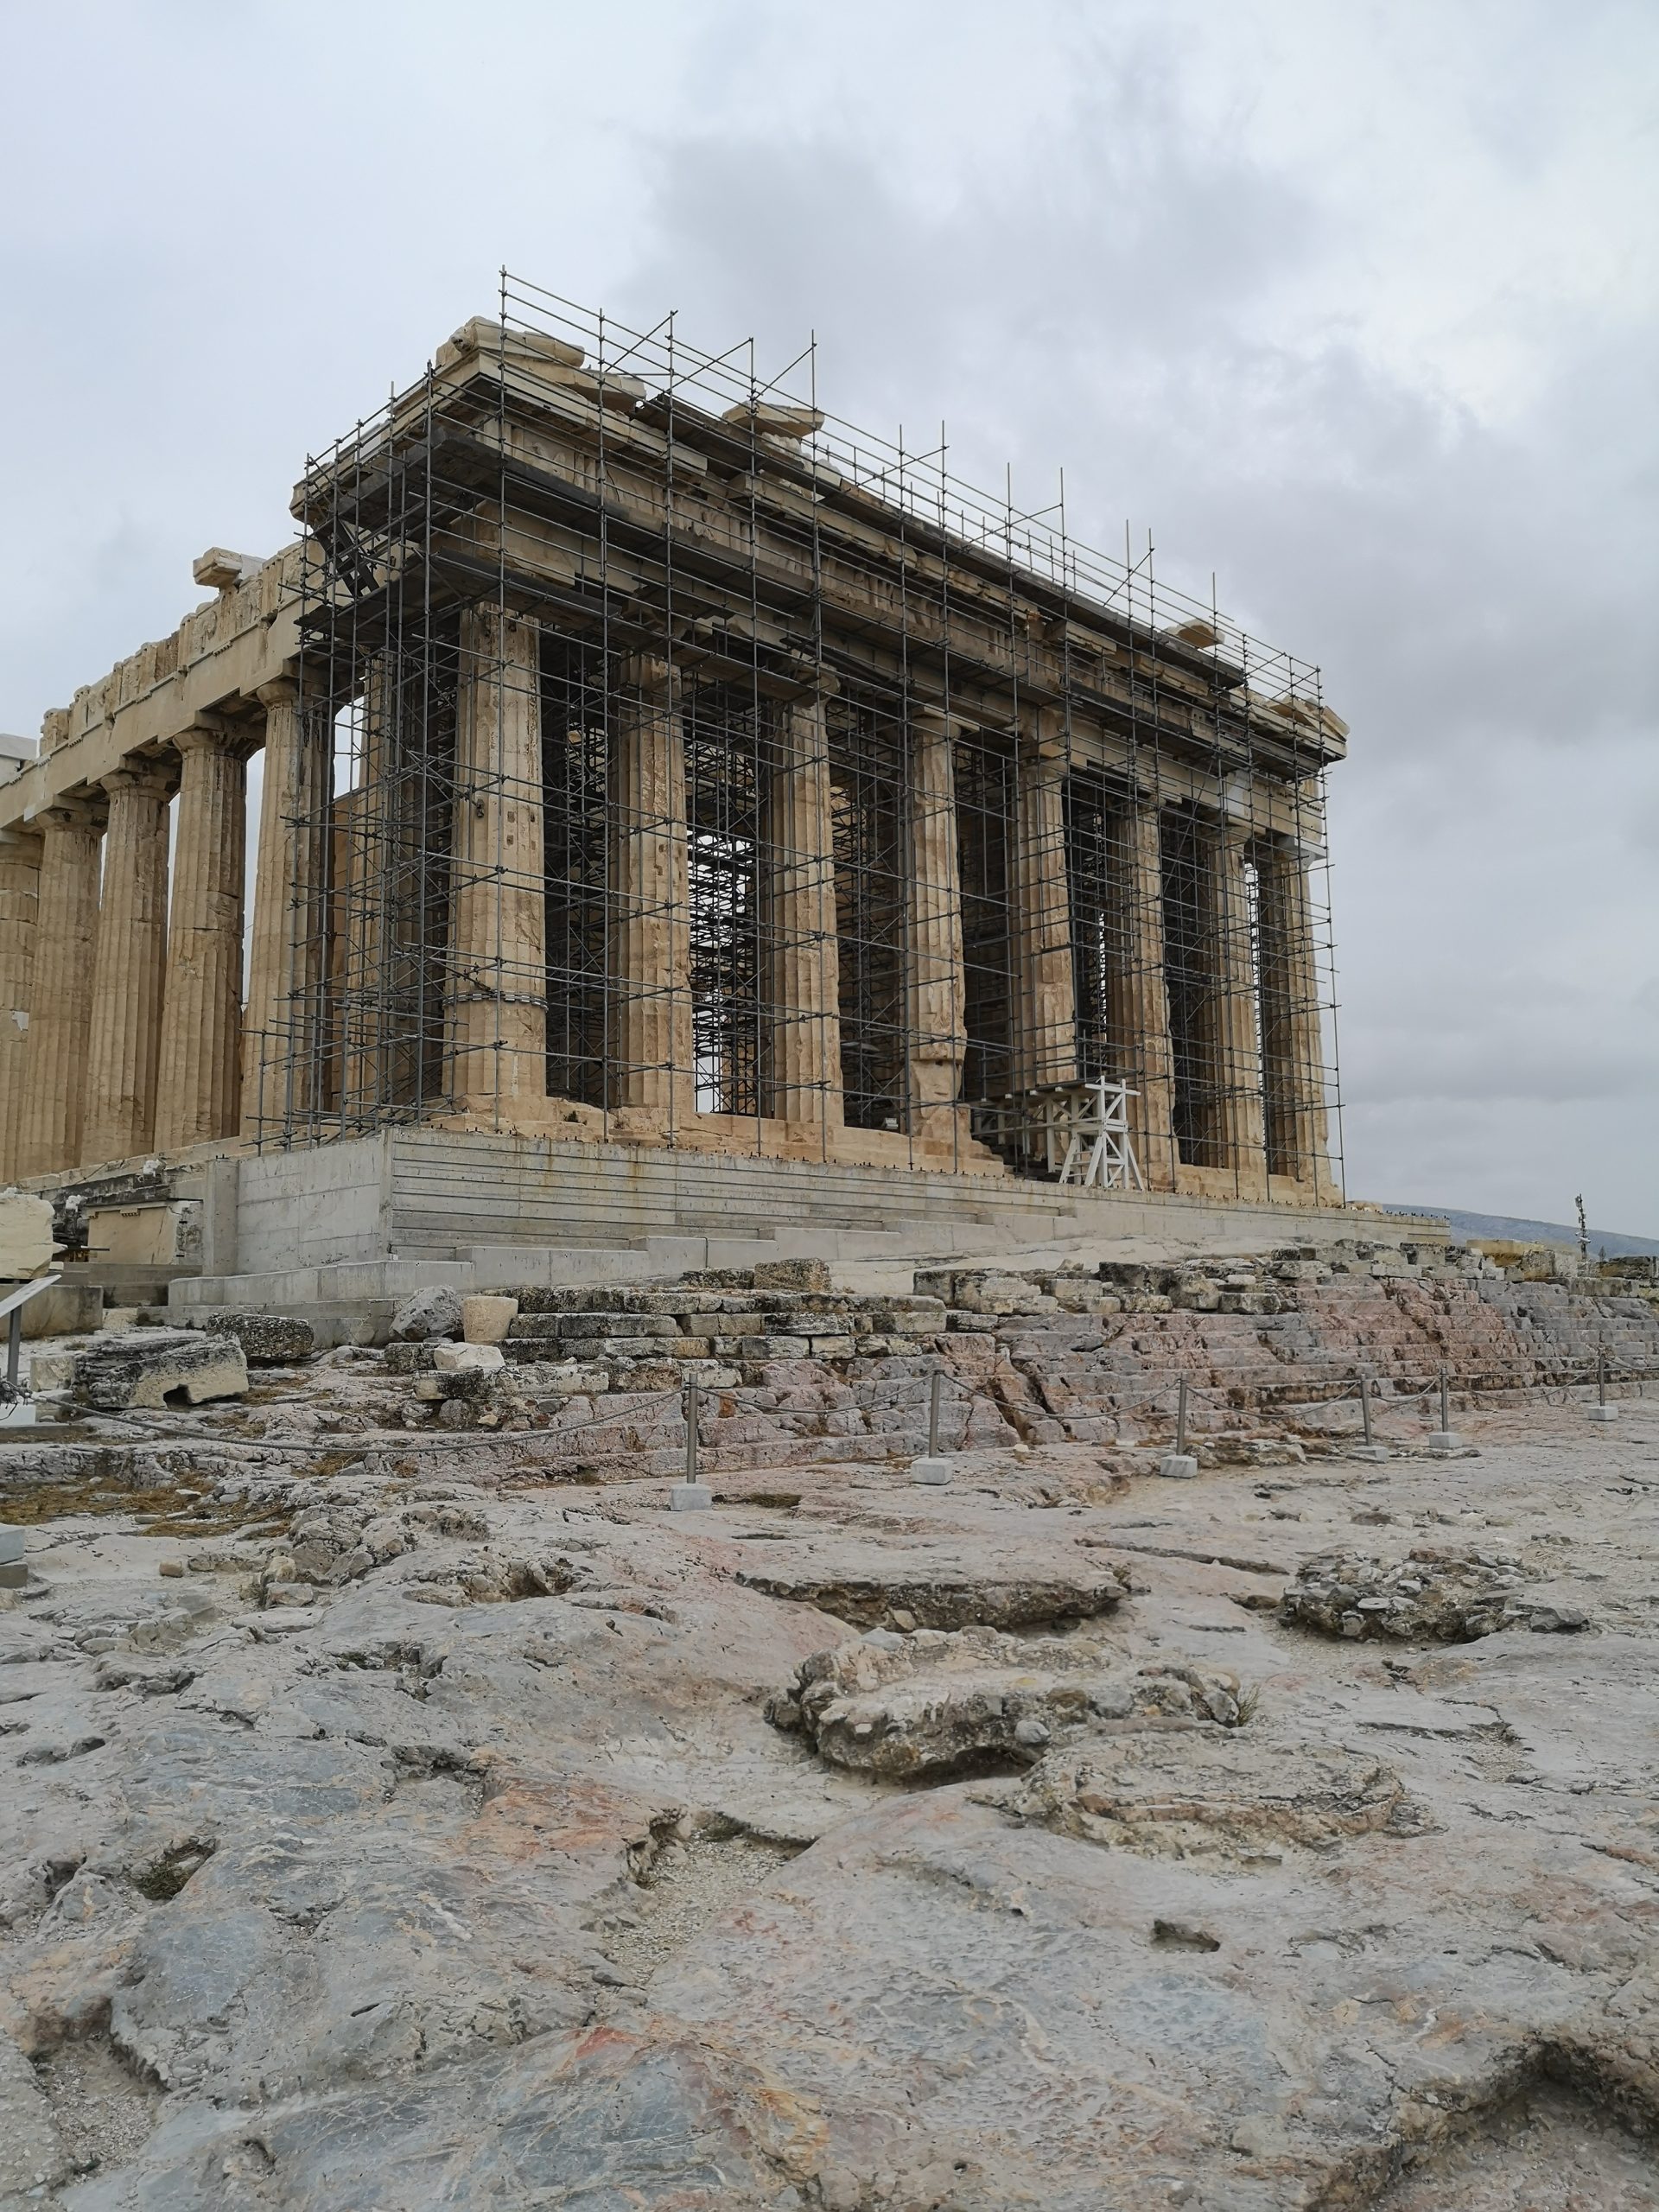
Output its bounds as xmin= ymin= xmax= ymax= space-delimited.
xmin=155 ymin=722 xmax=246 ymax=1154
xmin=16 ymin=801 xmax=104 ymax=1175
xmin=242 ymin=677 xmax=326 ymax=1137
xmin=0 ymin=826 xmax=42 ymax=1185
xmin=83 ymin=763 xmax=171 ymax=1166
xmin=1109 ymin=796 xmax=1179 ymax=1192
xmin=1256 ymin=844 xmax=1331 ymax=1192
xmin=608 ymin=653 xmax=695 ymax=1124
xmin=1012 ymin=738 xmax=1077 ymax=1090
xmin=446 ymin=607 xmax=547 ymax=1108
xmin=340 ymin=665 xmax=391 ymax=1114
xmin=1209 ymin=822 xmax=1267 ymax=1185
xmin=905 ymin=706 xmax=967 ymax=1135
xmin=761 ymin=689 xmax=842 ymax=1127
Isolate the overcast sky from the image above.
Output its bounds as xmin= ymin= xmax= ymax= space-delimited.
xmin=3 ymin=0 xmax=1655 ymax=1230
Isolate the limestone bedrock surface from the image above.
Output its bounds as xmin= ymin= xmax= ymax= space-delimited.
xmin=1 ymin=1395 xmax=1657 ymax=2209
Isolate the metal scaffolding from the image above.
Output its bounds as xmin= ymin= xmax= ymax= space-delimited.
xmin=258 ymin=270 xmax=1344 ymax=1202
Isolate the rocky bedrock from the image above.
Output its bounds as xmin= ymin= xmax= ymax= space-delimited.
xmin=1 ymin=1390 xmax=1657 ymax=2209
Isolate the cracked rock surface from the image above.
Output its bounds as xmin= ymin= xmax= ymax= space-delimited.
xmin=1 ymin=1393 xmax=1657 ymax=2209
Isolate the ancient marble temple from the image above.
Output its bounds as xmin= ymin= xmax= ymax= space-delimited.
xmin=0 ymin=289 xmax=1345 ymax=1213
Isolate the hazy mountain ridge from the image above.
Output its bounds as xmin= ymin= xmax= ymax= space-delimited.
xmin=1380 ymin=1206 xmax=1659 ymax=1260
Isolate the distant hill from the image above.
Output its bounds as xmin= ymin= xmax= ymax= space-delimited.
xmin=1380 ymin=1206 xmax=1659 ymax=1260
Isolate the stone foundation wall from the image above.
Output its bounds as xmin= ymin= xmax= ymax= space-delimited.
xmin=389 ymin=1246 xmax=1659 ymax=1475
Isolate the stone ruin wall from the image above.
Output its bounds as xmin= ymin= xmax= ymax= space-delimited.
xmin=10 ymin=1246 xmax=1636 ymax=1496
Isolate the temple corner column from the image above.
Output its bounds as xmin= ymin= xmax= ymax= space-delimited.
xmin=16 ymin=798 xmax=105 ymax=1176
xmin=0 ymin=823 xmax=44 ymax=1184
xmin=1258 ymin=840 xmax=1333 ymax=1200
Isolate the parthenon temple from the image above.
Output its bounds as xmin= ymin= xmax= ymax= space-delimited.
xmin=0 ymin=278 xmax=1350 ymax=1304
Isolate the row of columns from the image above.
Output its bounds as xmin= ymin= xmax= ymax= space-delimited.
xmin=0 ymin=597 xmax=1327 ymax=1192
xmin=0 ymin=684 xmax=304 ymax=1185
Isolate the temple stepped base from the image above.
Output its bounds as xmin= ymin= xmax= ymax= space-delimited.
xmin=87 ymin=1127 xmax=1448 ymax=1322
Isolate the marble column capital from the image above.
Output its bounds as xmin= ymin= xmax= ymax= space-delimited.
xmin=256 ymin=676 xmax=300 ymax=710
xmin=38 ymin=796 xmax=105 ymax=835
xmin=172 ymin=718 xmax=232 ymax=759
xmin=0 ymin=823 xmax=42 ymax=855
xmin=618 ymin=652 xmax=678 ymax=702
xmin=99 ymin=760 xmax=173 ymax=800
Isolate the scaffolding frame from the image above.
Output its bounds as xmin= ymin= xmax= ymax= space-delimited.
xmin=257 ymin=270 xmax=1344 ymax=1202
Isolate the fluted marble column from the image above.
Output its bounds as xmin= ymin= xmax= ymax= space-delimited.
xmin=609 ymin=654 xmax=695 ymax=1124
xmin=762 ymin=690 xmax=842 ymax=1127
xmin=1210 ymin=822 xmax=1268 ymax=1187
xmin=1012 ymin=741 xmax=1077 ymax=1090
xmin=1109 ymin=796 xmax=1179 ymax=1192
xmin=155 ymin=723 xmax=246 ymax=1153
xmin=1256 ymin=844 xmax=1330 ymax=1191
xmin=0 ymin=826 xmax=42 ymax=1185
xmin=16 ymin=801 xmax=104 ymax=1175
xmin=905 ymin=706 xmax=967 ymax=1135
xmin=446 ymin=607 xmax=547 ymax=1109
xmin=83 ymin=763 xmax=172 ymax=1166
xmin=242 ymin=677 xmax=325 ymax=1136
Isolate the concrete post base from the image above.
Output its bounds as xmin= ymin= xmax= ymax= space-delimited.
xmin=1157 ymin=1453 xmax=1199 ymax=1479
xmin=0 ymin=1399 xmax=36 ymax=1429
xmin=910 ymin=1458 xmax=952 ymax=1485
xmin=1426 ymin=1432 xmax=1467 ymax=1455
xmin=1586 ymin=1405 xmax=1618 ymax=1423
xmin=670 ymin=1484 xmax=713 ymax=1512
xmin=1350 ymin=1444 xmax=1391 ymax=1463
xmin=0 ymin=1528 xmax=28 ymax=1586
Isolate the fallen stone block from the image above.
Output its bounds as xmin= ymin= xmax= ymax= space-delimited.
xmin=64 ymin=1329 xmax=248 ymax=1411
xmin=753 ymin=1258 xmax=832 ymax=1292
xmin=0 ymin=1191 xmax=53 ymax=1279
xmin=391 ymin=1287 xmax=463 ymax=1342
xmin=462 ymin=1294 xmax=519 ymax=1344
xmin=432 ymin=1342 xmax=505 ymax=1375
xmin=177 ymin=1308 xmax=315 ymax=1363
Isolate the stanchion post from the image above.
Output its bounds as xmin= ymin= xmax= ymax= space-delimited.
xmin=671 ymin=1372 xmax=713 ymax=1510
xmin=1589 ymin=1344 xmax=1618 ymax=1422
xmin=1428 ymin=1366 xmax=1465 ymax=1455
xmin=1160 ymin=1374 xmax=1198 ymax=1479
xmin=1352 ymin=1365 xmax=1388 ymax=1461
xmin=912 ymin=1363 xmax=952 ymax=1484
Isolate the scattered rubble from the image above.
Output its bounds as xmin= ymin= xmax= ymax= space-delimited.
xmin=1280 ymin=1547 xmax=1592 ymax=1642
xmin=175 ymin=1309 xmax=315 ymax=1363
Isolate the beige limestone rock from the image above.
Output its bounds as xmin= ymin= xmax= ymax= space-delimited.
xmin=0 ymin=1192 xmax=52 ymax=1279
xmin=461 ymin=1295 xmax=518 ymax=1344
xmin=432 ymin=1341 xmax=505 ymax=1376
